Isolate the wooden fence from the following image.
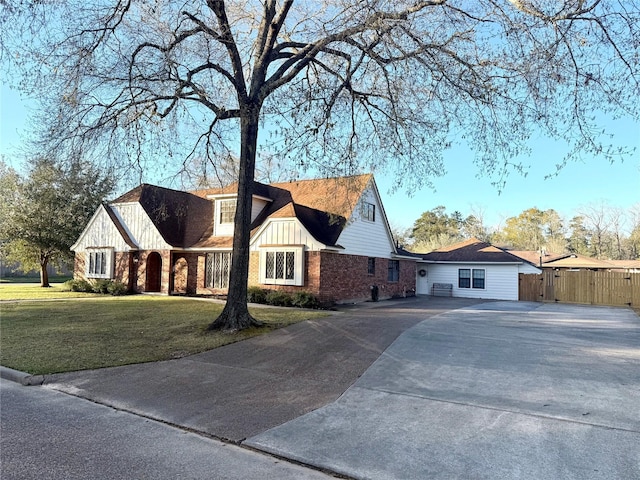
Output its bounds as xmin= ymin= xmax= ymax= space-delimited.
xmin=519 ymin=270 xmax=640 ymax=307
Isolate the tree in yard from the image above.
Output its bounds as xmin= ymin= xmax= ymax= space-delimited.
xmin=496 ymin=207 xmax=543 ymax=250
xmin=411 ymin=206 xmax=462 ymax=250
xmin=3 ymin=1 xmax=639 ymax=329
xmin=0 ymin=158 xmax=115 ymax=287
xmin=577 ymin=201 xmax=614 ymax=259
xmin=627 ymin=204 xmax=640 ymax=260
xmin=493 ymin=207 xmax=567 ymax=252
xmin=567 ymin=215 xmax=591 ymax=255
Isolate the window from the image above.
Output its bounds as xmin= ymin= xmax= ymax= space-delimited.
xmin=368 ymin=257 xmax=376 ymax=276
xmin=205 ymin=252 xmax=232 ymax=289
xmin=458 ymin=269 xmax=471 ymax=288
xmin=86 ymin=249 xmax=112 ymax=279
xmin=362 ymin=202 xmax=375 ymax=222
xmin=219 ymin=199 xmax=236 ymax=224
xmin=459 ymin=268 xmax=485 ymax=289
xmin=472 ymin=269 xmax=485 ymax=289
xmin=387 ymin=260 xmax=399 ymax=282
xmin=260 ymin=247 xmax=304 ymax=286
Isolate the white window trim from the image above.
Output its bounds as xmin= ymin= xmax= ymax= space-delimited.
xmin=459 ymin=268 xmax=486 ymax=289
xmin=259 ymin=246 xmax=305 ymax=286
xmin=362 ymin=201 xmax=376 ymax=222
xmin=86 ymin=248 xmax=114 ymax=279
xmin=219 ymin=199 xmax=236 ymax=224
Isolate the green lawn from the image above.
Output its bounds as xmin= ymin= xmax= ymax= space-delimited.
xmin=0 ymin=295 xmax=328 ymax=375
xmin=0 ymin=276 xmax=72 ymax=284
xmin=0 ymin=283 xmax=100 ymax=300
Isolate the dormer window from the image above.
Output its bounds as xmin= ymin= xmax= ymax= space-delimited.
xmin=219 ymin=199 xmax=236 ymax=224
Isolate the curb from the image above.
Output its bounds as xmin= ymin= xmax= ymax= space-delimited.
xmin=0 ymin=366 xmax=45 ymax=386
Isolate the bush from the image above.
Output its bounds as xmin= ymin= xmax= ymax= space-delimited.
xmin=92 ymin=279 xmax=112 ymax=294
xmin=107 ymin=281 xmax=128 ymax=296
xmin=62 ymin=278 xmax=127 ymax=295
xmin=265 ymin=290 xmax=293 ymax=307
xmin=68 ymin=279 xmax=94 ymax=293
xmin=247 ymin=286 xmax=268 ymax=304
xmin=291 ymin=291 xmax=319 ymax=309
xmin=61 ymin=279 xmax=75 ymax=292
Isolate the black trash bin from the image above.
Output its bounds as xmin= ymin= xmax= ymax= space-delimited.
xmin=370 ymin=284 xmax=379 ymax=302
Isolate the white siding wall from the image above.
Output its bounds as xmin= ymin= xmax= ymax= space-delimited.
xmin=111 ymin=204 xmax=172 ymax=250
xmin=250 ymin=219 xmax=325 ymax=251
xmin=336 ymin=186 xmax=395 ymax=258
xmin=73 ymin=206 xmax=131 ymax=252
xmin=418 ymin=263 xmax=520 ymax=301
xmin=518 ymin=263 xmax=542 ymax=274
xmin=251 ymin=198 xmax=269 ymax=221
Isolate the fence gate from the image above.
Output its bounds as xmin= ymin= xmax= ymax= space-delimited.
xmin=518 ymin=274 xmax=542 ymax=302
xmin=519 ymin=271 xmax=640 ymax=307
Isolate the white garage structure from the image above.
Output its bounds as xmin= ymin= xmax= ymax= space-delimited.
xmin=415 ymin=239 xmax=541 ymax=301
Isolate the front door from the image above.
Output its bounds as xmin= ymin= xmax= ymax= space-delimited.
xmin=416 ymin=264 xmax=429 ymax=294
xmin=146 ymin=252 xmax=162 ymax=292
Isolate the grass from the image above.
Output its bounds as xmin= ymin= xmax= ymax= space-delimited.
xmin=0 ymin=295 xmax=329 ymax=375
xmin=0 ymin=275 xmax=72 ymax=284
xmin=0 ymin=282 xmax=100 ymax=300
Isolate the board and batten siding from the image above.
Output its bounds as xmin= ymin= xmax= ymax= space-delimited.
xmin=111 ymin=203 xmax=172 ymax=250
xmin=74 ymin=203 xmax=172 ymax=252
xmin=73 ymin=205 xmax=132 ymax=251
xmin=250 ymin=219 xmax=325 ymax=251
xmin=419 ymin=263 xmax=521 ymax=301
xmin=336 ymin=186 xmax=395 ymax=259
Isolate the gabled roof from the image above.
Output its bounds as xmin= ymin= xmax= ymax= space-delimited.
xmin=539 ymin=254 xmax=616 ymax=269
xmin=607 ymin=259 xmax=640 ymax=269
xmin=268 ymin=174 xmax=372 ymax=220
xmin=506 ymin=250 xmax=568 ymax=266
xmin=102 ymin=203 xmax=137 ymax=249
xmin=112 ymin=184 xmax=212 ymax=248
xmin=113 ymin=174 xmax=377 ymax=250
xmin=191 ymin=174 xmax=371 ymax=248
xmin=419 ymin=238 xmax=529 ymax=264
xmin=507 ymin=250 xmax=625 ymax=269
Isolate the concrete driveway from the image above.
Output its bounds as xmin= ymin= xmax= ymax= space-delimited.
xmin=44 ymin=296 xmax=482 ymax=442
xmin=247 ymin=301 xmax=640 ymax=479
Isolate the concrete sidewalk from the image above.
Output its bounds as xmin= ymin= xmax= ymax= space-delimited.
xmin=246 ymin=302 xmax=640 ymax=479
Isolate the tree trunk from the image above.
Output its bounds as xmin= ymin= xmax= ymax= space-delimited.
xmin=40 ymin=253 xmax=50 ymax=288
xmin=208 ymin=103 xmax=263 ymax=331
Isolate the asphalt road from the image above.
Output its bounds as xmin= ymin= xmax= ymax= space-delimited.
xmin=1 ymin=380 xmax=333 ymax=480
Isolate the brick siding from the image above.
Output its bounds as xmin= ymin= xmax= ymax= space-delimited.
xmin=74 ymin=248 xmax=416 ymax=303
xmin=317 ymin=252 xmax=416 ymax=303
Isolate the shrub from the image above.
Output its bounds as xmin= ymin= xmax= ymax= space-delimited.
xmin=92 ymin=279 xmax=112 ymax=294
xmin=61 ymin=279 xmax=75 ymax=292
xmin=265 ymin=290 xmax=293 ymax=307
xmin=247 ymin=286 xmax=268 ymax=304
xmin=291 ymin=291 xmax=319 ymax=309
xmin=68 ymin=279 xmax=94 ymax=293
xmin=107 ymin=281 xmax=128 ymax=296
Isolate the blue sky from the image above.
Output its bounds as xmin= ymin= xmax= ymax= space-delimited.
xmin=2 ymin=83 xmax=639 ymax=232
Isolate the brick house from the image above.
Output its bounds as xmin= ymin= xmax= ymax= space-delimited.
xmin=71 ymin=174 xmax=417 ymax=304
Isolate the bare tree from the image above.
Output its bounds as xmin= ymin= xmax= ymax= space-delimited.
xmin=578 ymin=201 xmax=613 ymax=259
xmin=3 ymin=1 xmax=639 ymax=330
xmin=628 ymin=203 xmax=640 ymax=259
